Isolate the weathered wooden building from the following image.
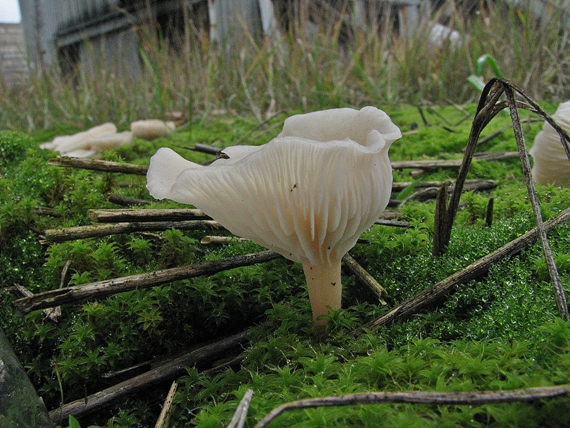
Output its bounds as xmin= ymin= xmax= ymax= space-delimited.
xmin=17 ymin=0 xmax=279 ymax=75
xmin=0 ymin=23 xmax=28 ymax=85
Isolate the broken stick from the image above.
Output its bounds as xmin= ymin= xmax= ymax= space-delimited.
xmin=14 ymin=250 xmax=282 ymax=314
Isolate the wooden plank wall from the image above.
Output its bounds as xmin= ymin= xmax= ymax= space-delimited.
xmin=0 ymin=23 xmax=28 ymax=85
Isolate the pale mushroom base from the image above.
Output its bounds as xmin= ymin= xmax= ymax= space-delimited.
xmin=302 ymin=262 xmax=342 ymax=325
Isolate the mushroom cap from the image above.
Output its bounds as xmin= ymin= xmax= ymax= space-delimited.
xmin=146 ymin=148 xmax=202 ymax=200
xmin=278 ymin=106 xmax=401 ymax=149
xmin=131 ymin=120 xmax=175 ymax=141
xmin=87 ymin=131 xmax=134 ymax=152
xmin=147 ymin=106 xmax=401 ymax=266
xmin=530 ymin=101 xmax=570 ymax=186
xmin=50 ymin=123 xmax=117 ymax=154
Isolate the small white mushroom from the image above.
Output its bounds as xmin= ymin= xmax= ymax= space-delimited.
xmin=60 ymin=132 xmax=134 ymax=157
xmin=44 ymin=123 xmax=118 ymax=154
xmin=131 ymin=120 xmax=175 ymax=141
xmin=429 ymin=23 xmax=462 ymax=50
xmin=87 ymin=131 xmax=134 ymax=152
xmin=530 ymin=101 xmax=570 ymax=186
xmin=147 ymin=107 xmax=401 ymax=324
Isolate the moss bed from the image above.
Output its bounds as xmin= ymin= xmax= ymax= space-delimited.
xmin=1 ymin=102 xmax=570 ymax=427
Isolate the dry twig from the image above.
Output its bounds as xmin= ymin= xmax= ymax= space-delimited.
xmin=43 ymin=220 xmax=222 ymax=243
xmin=48 ymin=157 xmax=148 ymax=175
xmin=107 ymin=194 xmax=151 ymax=206
xmin=373 ymin=219 xmax=411 ymax=228
xmin=14 ymin=250 xmax=282 ymax=314
xmin=254 ymin=385 xmax=570 ymax=428
xmin=49 ymin=330 xmax=252 ymax=424
xmin=155 ymin=381 xmax=178 ymax=428
xmin=201 ymin=236 xmax=250 ymax=245
xmin=88 ymin=208 xmax=210 ymax=223
xmin=228 ymin=390 xmax=254 ymax=428
xmin=391 ymin=179 xmax=496 ymax=192
xmin=391 ymin=159 xmax=463 ymax=170
xmin=342 ymin=254 xmax=387 ymax=305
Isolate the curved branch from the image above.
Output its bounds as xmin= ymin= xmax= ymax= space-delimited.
xmin=254 ymin=385 xmax=570 ymax=428
xmin=13 ymin=250 xmax=281 ymax=314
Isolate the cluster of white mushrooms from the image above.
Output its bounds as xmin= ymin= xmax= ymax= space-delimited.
xmin=41 ymin=119 xmax=175 ymax=158
xmin=146 ymin=104 xmax=570 ymax=324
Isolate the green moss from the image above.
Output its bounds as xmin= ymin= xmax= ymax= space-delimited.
xmin=1 ymin=104 xmax=570 ymax=427
xmin=0 ymin=131 xmax=36 ymax=167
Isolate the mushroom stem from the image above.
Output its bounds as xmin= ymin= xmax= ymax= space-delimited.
xmin=302 ymin=262 xmax=342 ymax=325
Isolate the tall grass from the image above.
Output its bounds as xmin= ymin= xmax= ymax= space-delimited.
xmin=1 ymin=0 xmax=570 ymax=131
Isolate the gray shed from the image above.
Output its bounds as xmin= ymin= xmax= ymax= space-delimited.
xmin=17 ymin=0 xmax=277 ymax=76
xmin=0 ymin=23 xmax=28 ymax=85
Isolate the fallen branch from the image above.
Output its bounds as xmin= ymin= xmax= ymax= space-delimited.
xmin=88 ymin=208 xmax=210 ymax=223
xmin=48 ymin=157 xmax=148 ymax=175
xmin=201 ymin=236 xmax=250 ymax=245
xmin=155 ymin=381 xmax=177 ymax=428
xmin=343 ymin=254 xmax=387 ymax=305
xmin=107 ymin=194 xmax=151 ymax=206
xmin=43 ymin=220 xmax=222 ymax=243
xmin=399 ymin=187 xmax=440 ymax=205
xmin=14 ymin=250 xmax=282 ymax=314
xmin=399 ymin=180 xmax=496 ymax=207
xmin=357 ymin=206 xmax=570 ymax=332
xmin=33 ymin=207 xmax=58 ymax=216
xmin=377 ymin=211 xmax=404 ymax=220
xmin=435 ymin=80 xmax=569 ymax=318
xmin=49 ymin=329 xmax=252 ymax=424
xmin=391 ymin=179 xmax=496 ymax=192
xmin=391 ymin=159 xmax=462 ymax=170
xmin=13 ymin=285 xmax=60 ymax=321
xmin=254 ymin=385 xmax=570 ymax=428
xmin=390 ymin=152 xmax=518 ymax=171
xmin=374 ymin=219 xmax=411 ymax=228
xmin=228 ymin=390 xmax=254 ymax=428
xmin=474 ymin=151 xmax=519 ymax=161
xmin=475 ymin=127 xmax=509 ymax=146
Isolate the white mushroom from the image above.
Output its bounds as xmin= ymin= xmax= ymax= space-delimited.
xmin=429 ymin=23 xmax=462 ymax=50
xmin=131 ymin=120 xmax=175 ymax=141
xmin=147 ymin=107 xmax=401 ymax=324
xmin=62 ymin=131 xmax=134 ymax=157
xmin=530 ymin=101 xmax=570 ymax=186
xmin=43 ymin=123 xmax=117 ymax=154
xmin=87 ymin=131 xmax=134 ymax=152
